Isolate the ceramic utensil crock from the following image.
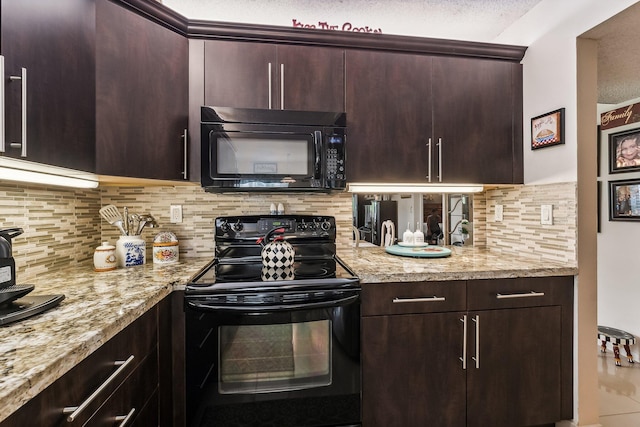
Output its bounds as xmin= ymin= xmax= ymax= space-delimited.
xmin=116 ymin=235 xmax=146 ymax=267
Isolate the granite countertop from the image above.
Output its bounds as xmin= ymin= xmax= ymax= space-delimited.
xmin=0 ymin=247 xmax=577 ymax=422
xmin=0 ymin=259 xmax=208 ymax=423
xmin=338 ymin=245 xmax=577 ymax=283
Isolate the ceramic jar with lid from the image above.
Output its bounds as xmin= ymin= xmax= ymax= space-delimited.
xmin=153 ymin=231 xmax=179 ymax=264
xmin=93 ymin=242 xmax=116 ymax=272
xmin=116 ymin=235 xmax=146 ymax=267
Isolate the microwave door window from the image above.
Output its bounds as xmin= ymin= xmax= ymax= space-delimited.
xmin=217 ymin=135 xmax=309 ymax=176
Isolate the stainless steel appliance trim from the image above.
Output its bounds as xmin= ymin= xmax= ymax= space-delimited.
xmin=115 ymin=408 xmax=136 ymax=427
xmin=392 ymin=296 xmax=445 ymax=303
xmin=472 ymin=315 xmax=480 ymax=369
xmin=496 ymin=291 xmax=545 ymax=299
xmin=182 ymin=128 xmax=188 ymax=179
xmin=63 ymin=355 xmax=135 ymax=422
xmin=0 ymin=56 xmax=4 ymax=153
xmin=460 ymin=315 xmax=467 ymax=370
xmin=9 ymin=68 xmax=27 ymax=157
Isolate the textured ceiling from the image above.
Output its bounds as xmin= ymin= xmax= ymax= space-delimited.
xmin=162 ymin=0 xmax=640 ymax=105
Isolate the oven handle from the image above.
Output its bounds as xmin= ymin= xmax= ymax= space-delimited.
xmin=186 ymin=293 xmax=359 ymax=313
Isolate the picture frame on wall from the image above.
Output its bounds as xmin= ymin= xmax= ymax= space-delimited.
xmin=531 ymin=108 xmax=565 ymax=150
xmin=609 ymin=178 xmax=640 ymax=221
xmin=608 ymin=127 xmax=640 ymax=174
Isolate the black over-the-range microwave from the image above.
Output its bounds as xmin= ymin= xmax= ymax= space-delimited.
xmin=200 ymin=106 xmax=347 ymax=192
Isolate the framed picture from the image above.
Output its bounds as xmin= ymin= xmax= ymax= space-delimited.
xmin=531 ymin=108 xmax=565 ymax=150
xmin=608 ymin=127 xmax=640 ymax=174
xmin=609 ymin=178 xmax=640 ymax=221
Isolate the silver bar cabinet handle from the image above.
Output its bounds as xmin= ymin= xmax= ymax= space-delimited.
xmin=472 ymin=315 xmax=480 ymax=369
xmin=9 ymin=67 xmax=27 ymax=157
xmin=459 ymin=315 xmax=467 ymax=369
xmin=63 ymin=355 xmax=135 ymax=422
xmin=181 ymin=128 xmax=188 ymax=179
xmin=268 ymin=63 xmax=272 ymax=109
xmin=426 ymin=138 xmax=432 ymax=182
xmin=0 ymin=56 xmax=4 ymax=153
xmin=280 ymin=63 xmax=285 ymax=110
xmin=115 ymin=408 xmax=136 ymax=426
xmin=496 ymin=291 xmax=545 ymax=299
xmin=392 ymin=296 xmax=446 ymax=303
xmin=436 ymin=137 xmax=442 ymax=182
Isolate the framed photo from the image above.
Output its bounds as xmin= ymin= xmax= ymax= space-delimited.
xmin=609 ymin=178 xmax=640 ymax=221
xmin=531 ymin=108 xmax=565 ymax=150
xmin=608 ymin=127 xmax=640 ymax=174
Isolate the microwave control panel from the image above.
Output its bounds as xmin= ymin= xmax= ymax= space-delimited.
xmin=326 ymin=133 xmax=346 ymax=187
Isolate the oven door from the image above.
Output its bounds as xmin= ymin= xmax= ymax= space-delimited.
xmin=185 ymin=289 xmax=361 ymax=427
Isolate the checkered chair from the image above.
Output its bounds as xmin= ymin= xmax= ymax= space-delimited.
xmin=598 ymin=325 xmax=636 ymax=366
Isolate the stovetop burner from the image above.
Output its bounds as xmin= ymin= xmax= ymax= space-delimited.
xmin=186 ymin=214 xmax=358 ymax=296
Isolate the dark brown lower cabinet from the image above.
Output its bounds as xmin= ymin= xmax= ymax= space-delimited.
xmin=0 ymin=295 xmax=173 ymax=427
xmin=361 ymin=276 xmax=573 ymax=427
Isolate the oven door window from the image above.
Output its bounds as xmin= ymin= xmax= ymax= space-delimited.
xmin=215 ymin=132 xmax=314 ymax=177
xmin=218 ymin=319 xmax=331 ymax=394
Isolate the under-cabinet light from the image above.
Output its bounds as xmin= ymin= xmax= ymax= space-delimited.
xmin=347 ymin=182 xmax=484 ymax=194
xmin=0 ymin=157 xmax=99 ymax=189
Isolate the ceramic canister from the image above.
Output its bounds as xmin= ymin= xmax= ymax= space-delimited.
xmin=93 ymin=242 xmax=117 ymax=272
xmin=116 ymin=235 xmax=146 ymax=267
xmin=153 ymin=232 xmax=179 ymax=264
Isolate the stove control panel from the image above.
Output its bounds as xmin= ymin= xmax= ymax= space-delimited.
xmin=216 ymin=215 xmax=336 ymax=240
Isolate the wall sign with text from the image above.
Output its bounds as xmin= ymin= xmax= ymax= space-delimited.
xmin=292 ymin=19 xmax=382 ymax=33
xmin=601 ymin=103 xmax=640 ymax=130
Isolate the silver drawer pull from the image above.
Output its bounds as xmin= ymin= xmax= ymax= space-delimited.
xmin=63 ymin=355 xmax=135 ymax=422
xmin=115 ymin=408 xmax=136 ymax=426
xmin=496 ymin=291 xmax=545 ymax=299
xmin=393 ymin=296 xmax=446 ymax=303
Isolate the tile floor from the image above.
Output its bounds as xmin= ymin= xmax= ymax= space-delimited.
xmin=598 ymin=345 xmax=640 ymax=426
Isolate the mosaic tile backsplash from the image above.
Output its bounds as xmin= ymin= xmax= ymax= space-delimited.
xmin=1 ymin=181 xmax=576 ymax=283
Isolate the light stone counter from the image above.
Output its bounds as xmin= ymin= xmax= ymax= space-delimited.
xmin=338 ymin=245 xmax=577 ymax=283
xmin=0 ymin=259 xmax=208 ymax=423
xmin=0 ymin=246 xmax=577 ymax=422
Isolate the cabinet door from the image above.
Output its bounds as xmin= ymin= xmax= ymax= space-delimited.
xmin=1 ymin=0 xmax=95 ymax=171
xmin=346 ymin=50 xmax=432 ymax=183
xmin=276 ymin=45 xmax=344 ymax=112
xmin=204 ymin=40 xmax=276 ymax=109
xmin=96 ymin=0 xmax=188 ymax=180
xmin=362 ymin=312 xmax=466 ymax=427
xmin=466 ymin=306 xmax=562 ymax=427
xmin=432 ymin=57 xmax=521 ymax=184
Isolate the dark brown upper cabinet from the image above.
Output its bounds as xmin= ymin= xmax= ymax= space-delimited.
xmin=203 ymin=40 xmax=344 ymax=112
xmin=346 ymin=51 xmax=523 ymax=184
xmin=95 ymin=0 xmax=189 ymax=180
xmin=0 ymin=0 xmax=96 ymax=172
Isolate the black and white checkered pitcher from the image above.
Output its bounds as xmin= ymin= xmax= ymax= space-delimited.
xmin=257 ymin=227 xmax=295 ymax=281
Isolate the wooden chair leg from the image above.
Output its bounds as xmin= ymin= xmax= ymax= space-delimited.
xmin=623 ymin=344 xmax=635 ymax=363
xmin=614 ymin=344 xmax=622 ymax=366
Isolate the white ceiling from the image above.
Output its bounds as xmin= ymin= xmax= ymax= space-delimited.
xmin=161 ymin=0 xmax=640 ymax=105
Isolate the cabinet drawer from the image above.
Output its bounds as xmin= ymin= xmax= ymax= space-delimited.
xmin=1 ymin=306 xmax=158 ymax=427
xmin=467 ymin=276 xmax=574 ymax=310
xmin=362 ymin=281 xmax=466 ymax=316
xmin=84 ymin=352 xmax=158 ymax=426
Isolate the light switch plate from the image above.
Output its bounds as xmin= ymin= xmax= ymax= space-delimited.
xmin=494 ymin=204 xmax=503 ymax=222
xmin=541 ymin=204 xmax=553 ymax=225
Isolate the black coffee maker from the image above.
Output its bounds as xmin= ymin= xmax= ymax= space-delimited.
xmin=0 ymin=227 xmax=64 ymax=324
xmin=0 ymin=228 xmax=33 ymax=303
